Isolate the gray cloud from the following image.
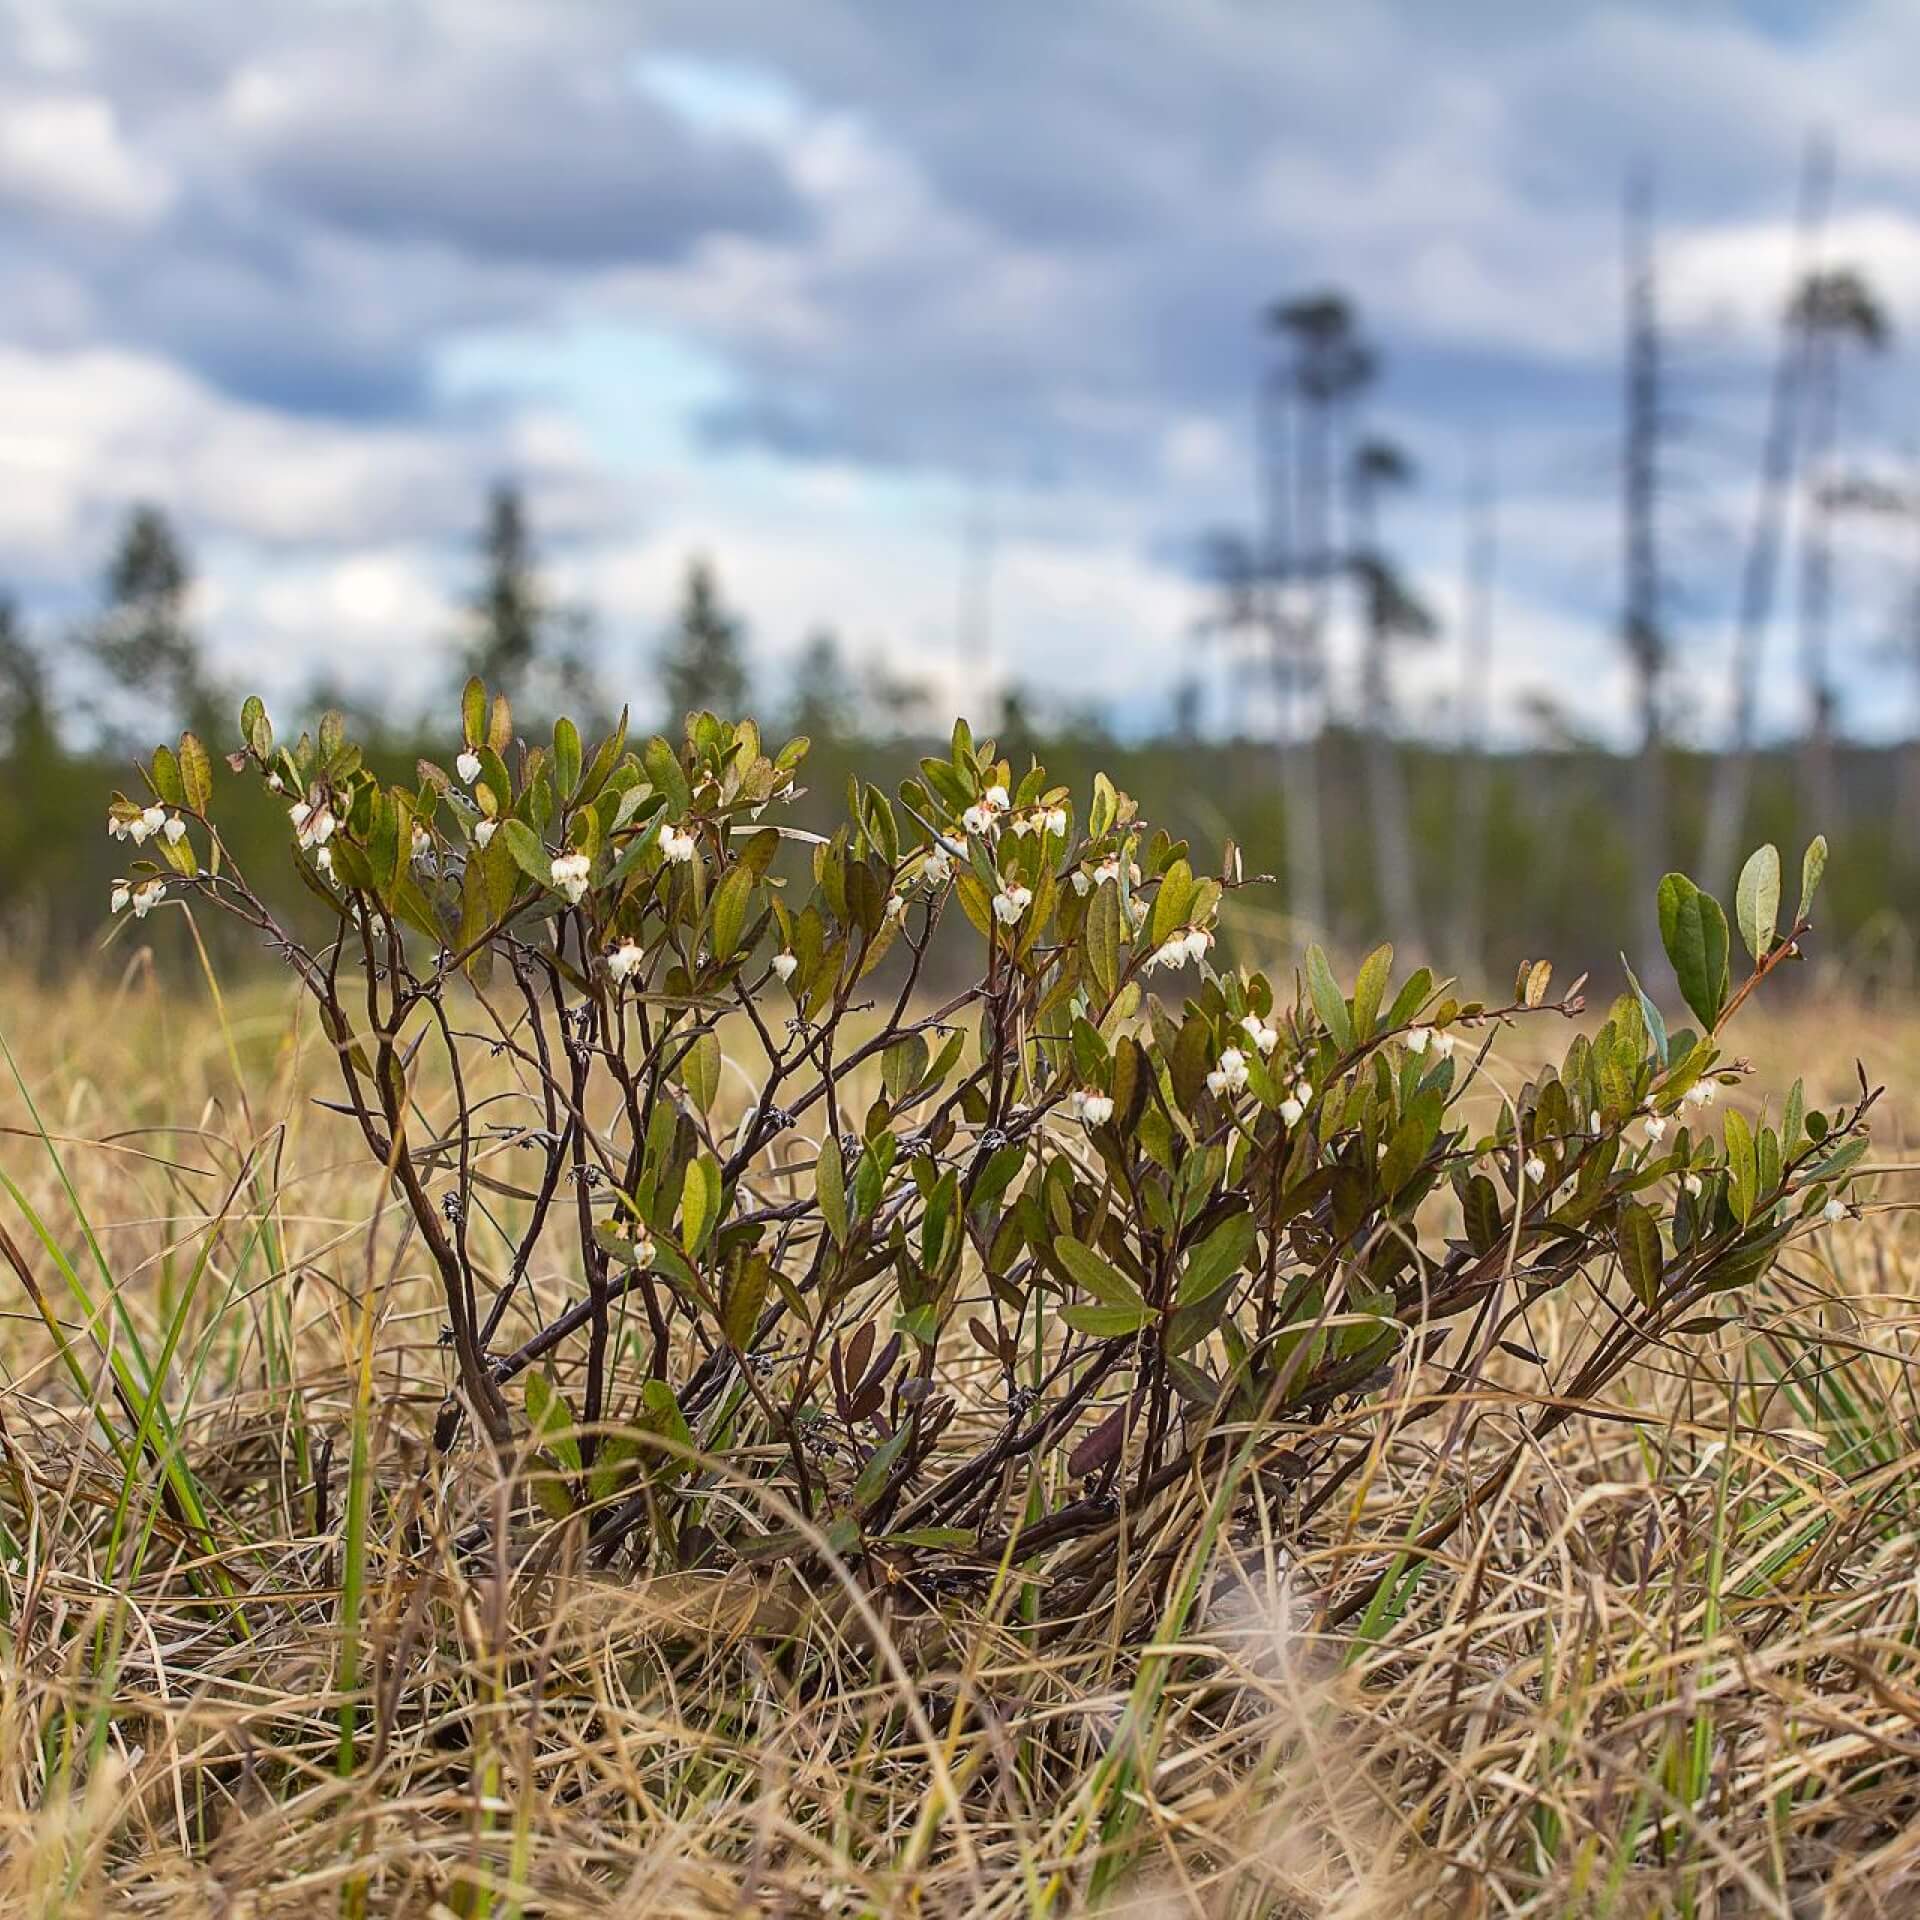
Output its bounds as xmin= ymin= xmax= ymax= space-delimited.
xmin=1 ymin=0 xmax=1916 ymax=734
xmin=232 ymin=47 xmax=805 ymax=267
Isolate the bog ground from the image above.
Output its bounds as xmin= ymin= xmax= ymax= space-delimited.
xmin=2 ymin=969 xmax=1917 ymax=1919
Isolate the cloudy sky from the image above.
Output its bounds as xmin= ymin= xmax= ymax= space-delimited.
xmin=4 ymin=0 xmax=1919 ymax=743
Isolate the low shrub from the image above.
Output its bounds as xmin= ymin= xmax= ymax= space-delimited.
xmin=103 ymin=689 xmax=1873 ymax=1613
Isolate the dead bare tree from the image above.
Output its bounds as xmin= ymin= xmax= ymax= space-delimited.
xmin=1452 ymin=436 xmax=1498 ymax=974
xmin=1348 ymin=436 xmax=1433 ymax=948
xmin=1621 ymin=170 xmax=1668 ymax=970
xmin=1699 ymin=137 xmax=1832 ymax=895
xmin=1792 ymin=265 xmax=1890 ymax=834
xmin=1822 ymin=469 xmax=1920 ymax=847
xmin=1260 ymin=292 xmax=1377 ymax=942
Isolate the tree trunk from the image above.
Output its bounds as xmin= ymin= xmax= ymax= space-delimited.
xmin=1798 ymin=339 xmax=1841 ymax=837
xmin=1352 ymin=479 xmax=1420 ymax=949
xmin=1622 ymin=172 xmax=1666 ymax=971
xmin=1278 ymin=724 xmax=1326 ymax=943
xmin=1701 ymin=139 xmax=1829 ymax=895
xmin=1452 ymin=440 xmax=1497 ymax=977
xmin=1283 ymin=380 xmax=1334 ymax=940
xmin=1362 ymin=662 xmax=1418 ymax=947
xmin=1259 ymin=375 xmax=1327 ymax=940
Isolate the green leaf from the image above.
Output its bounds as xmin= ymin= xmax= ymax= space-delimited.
xmin=884 ymin=1034 xmax=930 ymax=1109
xmin=501 ymin=818 xmax=551 ymax=887
xmin=1149 ymin=858 xmax=1194 ymax=946
xmin=1378 ymin=1108 xmax=1433 ymax=1197
xmin=1699 ymin=1220 xmax=1792 ymax=1295
xmin=606 ymin=805 xmax=666 ymax=888
xmin=853 ymin=1423 xmax=912 ymax=1514
xmin=633 ymin=1378 xmax=693 ymax=1486
xmin=1385 ymin=966 xmax=1435 ymax=1032
xmin=1805 ymin=1135 xmax=1867 ymax=1183
xmin=681 ymin=1029 xmax=721 ymax=1114
xmin=149 ymin=744 xmax=185 ymax=808
xmin=681 ymin=1153 xmax=721 ymax=1257
xmin=1089 ymin=771 xmax=1117 ymax=838
xmin=1060 ymin=1301 xmax=1153 ymax=1337
xmin=1735 ymin=844 xmax=1781 ymax=966
xmin=1166 ymin=1286 xmax=1233 ymax=1353
xmin=585 ymin=1432 xmax=641 ymax=1507
xmin=179 ymin=732 xmax=213 ymax=813
xmin=1797 ymin=834 xmax=1828 ymax=924
xmin=551 ymin=715 xmax=582 ymax=801
xmin=1617 ymin=1199 xmax=1662 ymax=1310
xmin=709 ymin=863 xmax=753 ymax=963
xmin=721 ymin=1251 xmax=769 ymax=1348
xmin=816 ymin=1134 xmax=848 ymax=1246
xmin=884 ymin=1527 xmax=977 ymax=1551
xmin=1723 ymin=1108 xmax=1757 ymax=1226
xmin=1657 ymin=873 xmax=1730 ymax=1033
xmin=1053 ymin=1234 xmax=1144 ymax=1307
xmin=1620 ymin=955 xmax=1669 ymax=1069
xmin=1350 ymin=943 xmax=1393 ymax=1042
xmin=643 ymin=736 xmax=692 ymax=815
xmin=456 ymin=831 xmax=517 ymax=976
xmin=1464 ymin=1174 xmax=1503 ymax=1254
xmin=523 ymin=1370 xmax=580 ymax=1474
xmin=1176 ymin=1210 xmax=1256 ymax=1307
xmin=1783 ymin=1078 xmax=1805 ymax=1157
xmin=1086 ymin=879 xmax=1121 ymax=998
xmin=461 ymin=676 xmax=487 ymax=747
xmin=1305 ymin=944 xmax=1352 ymax=1049
xmin=241 ymin=694 xmax=271 ymax=759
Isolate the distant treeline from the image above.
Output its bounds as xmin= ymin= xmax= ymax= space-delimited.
xmin=5 ymin=483 xmax=1918 ymax=994
xmin=9 ymin=708 xmax=1918 ymax=996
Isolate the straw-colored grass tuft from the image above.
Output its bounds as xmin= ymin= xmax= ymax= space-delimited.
xmin=5 ymin=964 xmax=1920 ymax=1917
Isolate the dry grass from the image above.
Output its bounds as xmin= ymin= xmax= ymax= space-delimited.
xmin=4 ymin=946 xmax=1920 ymax=1918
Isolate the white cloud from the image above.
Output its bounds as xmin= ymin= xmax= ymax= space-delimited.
xmin=202 ymin=547 xmax=456 ymax=702
xmin=6 ymin=0 xmax=1920 ymax=746
xmin=1669 ymin=208 xmax=1920 ymax=346
xmin=0 ymin=92 xmax=171 ymax=224
xmin=0 ymin=342 xmax=623 ymax=573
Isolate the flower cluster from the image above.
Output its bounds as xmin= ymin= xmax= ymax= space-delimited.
xmin=108 ymin=802 xmax=187 ymax=847
xmin=550 ymin=851 xmax=591 ymax=903
xmin=1206 ymin=1046 xmax=1250 ymax=1099
xmin=291 ymin=800 xmax=336 ymax=848
xmin=109 ymin=877 xmax=166 ymax=918
xmin=992 ymin=882 xmax=1033 ymax=925
xmin=1072 ymin=852 xmax=1143 ymax=897
xmin=961 ymin=784 xmax=1011 ymax=836
xmin=1066 ymin=1087 xmax=1115 ymax=1127
xmin=1149 ymin=925 xmax=1214 ymax=972
xmin=659 ymin=823 xmax=697 ymax=864
xmin=1012 ymin=805 xmax=1068 ymax=839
